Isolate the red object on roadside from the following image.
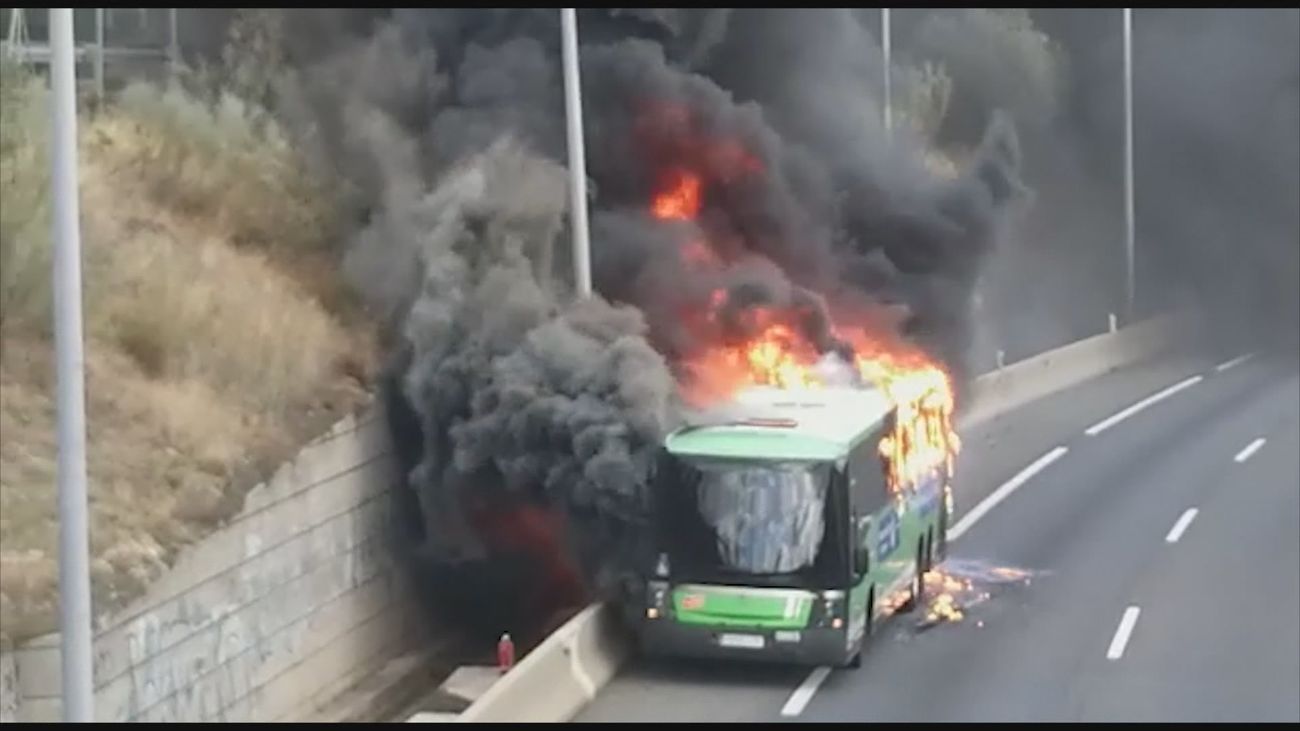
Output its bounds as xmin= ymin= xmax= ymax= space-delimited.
xmin=497 ymin=632 xmax=515 ymax=673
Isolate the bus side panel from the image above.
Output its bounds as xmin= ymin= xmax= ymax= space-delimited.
xmin=848 ymin=572 xmax=872 ymax=645
xmin=896 ymin=470 xmax=943 ymax=572
xmin=898 ymin=498 xmax=925 ymax=575
xmin=868 ymin=504 xmax=908 ymax=598
xmin=909 ymin=468 xmax=945 ymax=553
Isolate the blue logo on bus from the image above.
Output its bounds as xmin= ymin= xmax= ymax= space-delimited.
xmin=875 ymin=509 xmax=900 ymax=557
xmin=909 ymin=472 xmax=942 ymax=517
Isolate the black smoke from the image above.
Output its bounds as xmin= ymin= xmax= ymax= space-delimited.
xmin=265 ymin=9 xmax=1024 ymax=637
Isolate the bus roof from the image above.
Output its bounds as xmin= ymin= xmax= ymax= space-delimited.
xmin=665 ymin=386 xmax=894 ymax=462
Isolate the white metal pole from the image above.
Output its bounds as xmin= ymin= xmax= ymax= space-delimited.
xmin=94 ymin=8 xmax=105 ymax=103
xmin=48 ymin=8 xmax=95 ymax=723
xmin=560 ymin=8 xmax=592 ymax=299
xmin=1123 ymin=8 xmax=1135 ymax=322
xmin=167 ymin=8 xmax=179 ymax=65
xmin=882 ymin=8 xmax=893 ymax=134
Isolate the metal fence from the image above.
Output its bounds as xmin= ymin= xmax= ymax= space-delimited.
xmin=2 ymin=8 xmax=183 ymax=99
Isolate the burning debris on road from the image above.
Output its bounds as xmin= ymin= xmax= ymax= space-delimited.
xmin=915 ymin=561 xmax=1038 ymax=632
xmin=278 ymin=9 xmax=1025 ymax=641
xmin=877 ymin=559 xmax=1038 ymax=633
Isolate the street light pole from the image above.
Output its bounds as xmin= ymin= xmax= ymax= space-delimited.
xmin=882 ymin=8 xmax=893 ymax=134
xmin=94 ymin=8 xmax=105 ymax=104
xmin=167 ymin=8 xmax=179 ymax=66
xmin=1123 ymin=8 xmax=1135 ymax=322
xmin=560 ymin=8 xmax=592 ymax=299
xmin=48 ymin=8 xmax=96 ymax=723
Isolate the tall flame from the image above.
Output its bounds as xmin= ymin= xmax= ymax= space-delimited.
xmin=865 ymin=356 xmax=959 ymax=495
xmin=646 ymin=154 xmax=959 ymax=497
xmin=682 ymin=310 xmax=960 ymax=497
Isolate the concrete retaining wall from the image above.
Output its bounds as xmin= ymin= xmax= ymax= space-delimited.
xmin=0 ymin=652 xmax=17 ymax=723
xmin=0 ymin=405 xmax=425 ymax=723
xmin=959 ymin=312 xmax=1190 ymax=428
xmin=455 ymin=603 xmax=629 ymax=724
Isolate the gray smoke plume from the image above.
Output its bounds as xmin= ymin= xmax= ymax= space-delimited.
xmin=869 ymin=9 xmax=1300 ymax=363
xmin=1019 ymin=9 xmax=1298 ymax=356
xmin=882 ymin=9 xmax=1106 ymax=362
xmin=268 ymin=9 xmax=1025 ymax=634
xmin=1120 ymin=9 xmax=1299 ymax=351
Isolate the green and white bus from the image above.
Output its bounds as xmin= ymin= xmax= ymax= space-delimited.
xmin=630 ymin=385 xmax=951 ymax=668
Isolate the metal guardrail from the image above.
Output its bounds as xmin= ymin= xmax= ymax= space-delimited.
xmin=1 ymin=41 xmax=169 ymax=64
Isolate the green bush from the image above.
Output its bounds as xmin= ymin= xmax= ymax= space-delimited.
xmin=907 ymin=9 xmax=1064 ymax=146
xmin=0 ymin=60 xmax=53 ymax=336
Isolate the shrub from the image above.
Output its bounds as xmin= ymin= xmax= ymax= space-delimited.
xmin=0 ymin=60 xmax=53 ymax=336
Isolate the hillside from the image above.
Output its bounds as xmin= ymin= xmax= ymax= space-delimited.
xmin=0 ymin=61 xmax=377 ymax=646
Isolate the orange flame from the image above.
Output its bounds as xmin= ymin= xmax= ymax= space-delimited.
xmin=645 ymin=152 xmax=956 ymax=497
xmin=684 ymin=311 xmax=959 ymax=498
xmin=651 ymin=169 xmax=721 ymax=266
xmin=862 ymin=352 xmax=960 ymax=495
xmin=652 ymin=169 xmax=703 ymax=220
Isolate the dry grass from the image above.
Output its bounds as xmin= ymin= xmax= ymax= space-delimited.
xmin=102 ymin=81 xmax=337 ymax=255
xmin=0 ymin=63 xmax=376 ymax=645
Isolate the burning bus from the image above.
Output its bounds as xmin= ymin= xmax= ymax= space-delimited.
xmin=628 ymin=361 xmax=957 ymax=668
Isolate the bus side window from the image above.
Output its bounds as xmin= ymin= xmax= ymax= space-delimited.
xmin=850 ymin=431 xmax=890 ymax=517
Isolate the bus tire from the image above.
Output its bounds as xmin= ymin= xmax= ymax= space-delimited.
xmin=925 ymin=529 xmax=934 ymax=572
xmin=866 ymin=587 xmax=874 ymax=639
xmin=844 ymin=588 xmax=873 ymax=670
xmin=937 ymin=501 xmax=949 ymax=561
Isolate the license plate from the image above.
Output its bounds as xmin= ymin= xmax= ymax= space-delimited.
xmin=774 ymin=630 xmax=801 ymax=643
xmin=718 ymin=633 xmax=766 ymax=650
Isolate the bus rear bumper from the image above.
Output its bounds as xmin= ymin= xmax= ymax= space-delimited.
xmin=637 ymin=620 xmax=853 ymax=667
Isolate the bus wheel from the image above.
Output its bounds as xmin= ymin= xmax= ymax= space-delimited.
xmin=866 ymin=587 xmax=874 ymax=638
xmin=845 ymin=589 xmax=873 ymax=670
xmin=937 ymin=502 xmax=949 ymax=560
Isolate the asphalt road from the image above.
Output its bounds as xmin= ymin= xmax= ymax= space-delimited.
xmin=576 ymin=349 xmax=1300 ymax=723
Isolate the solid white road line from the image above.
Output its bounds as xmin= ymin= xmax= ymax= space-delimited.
xmin=1106 ymin=607 xmax=1142 ymax=660
xmin=1164 ymin=508 xmax=1199 ymax=543
xmin=1084 ymin=375 xmax=1203 ymax=436
xmin=1215 ymin=353 xmax=1254 ymax=372
xmin=948 ymin=446 xmax=1070 ymax=541
xmin=781 ymin=666 xmax=831 ymax=717
xmin=1234 ymin=437 xmax=1266 ymax=463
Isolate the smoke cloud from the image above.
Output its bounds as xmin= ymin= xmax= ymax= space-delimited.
xmin=1119 ymin=9 xmax=1299 ymax=352
xmin=267 ymin=9 xmax=1025 ymax=637
xmin=986 ymin=9 xmax=1298 ymax=357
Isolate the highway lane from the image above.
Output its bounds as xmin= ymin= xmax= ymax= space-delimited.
xmin=1078 ymin=379 xmax=1300 ymax=722
xmin=575 ymin=349 xmax=1300 ymax=723
xmin=796 ymin=349 xmax=1296 ymax=722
